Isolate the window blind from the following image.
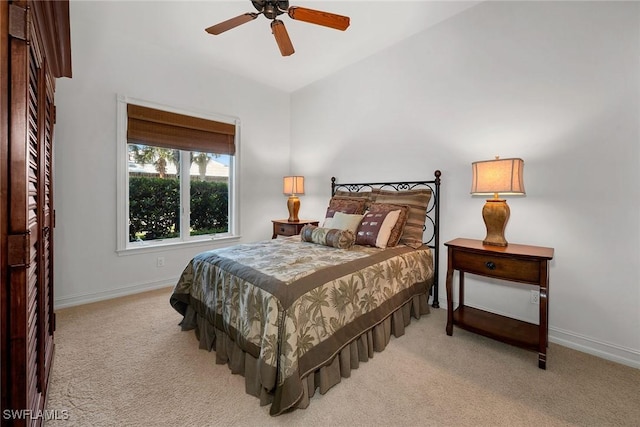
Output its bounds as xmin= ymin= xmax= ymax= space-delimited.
xmin=127 ymin=104 xmax=236 ymax=155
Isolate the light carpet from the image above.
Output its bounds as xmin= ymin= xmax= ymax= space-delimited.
xmin=45 ymin=287 xmax=639 ymax=426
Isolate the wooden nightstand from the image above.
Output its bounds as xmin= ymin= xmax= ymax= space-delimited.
xmin=271 ymin=219 xmax=319 ymax=239
xmin=445 ymin=238 xmax=554 ymax=369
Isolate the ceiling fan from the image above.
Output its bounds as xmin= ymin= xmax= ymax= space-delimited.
xmin=205 ymin=1 xmax=350 ymax=57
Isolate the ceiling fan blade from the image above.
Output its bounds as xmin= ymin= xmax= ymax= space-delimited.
xmin=287 ymin=6 xmax=350 ymax=31
xmin=205 ymin=13 xmax=259 ymax=35
xmin=271 ymin=20 xmax=295 ymax=57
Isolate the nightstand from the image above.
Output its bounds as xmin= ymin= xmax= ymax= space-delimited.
xmin=271 ymin=219 xmax=319 ymax=239
xmin=445 ymin=238 xmax=554 ymax=369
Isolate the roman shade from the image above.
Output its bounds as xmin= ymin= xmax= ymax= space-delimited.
xmin=127 ymin=104 xmax=236 ymax=155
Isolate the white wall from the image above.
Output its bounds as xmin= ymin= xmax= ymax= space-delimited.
xmin=54 ymin=1 xmax=639 ymax=368
xmin=54 ymin=1 xmax=291 ymax=307
xmin=291 ymin=1 xmax=640 ymax=368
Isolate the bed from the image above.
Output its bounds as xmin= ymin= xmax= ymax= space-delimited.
xmin=170 ymin=171 xmax=441 ymax=415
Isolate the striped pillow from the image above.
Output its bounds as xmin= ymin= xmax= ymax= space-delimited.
xmin=373 ymin=189 xmax=432 ymax=249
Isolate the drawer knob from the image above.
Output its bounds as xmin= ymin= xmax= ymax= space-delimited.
xmin=485 ymin=261 xmax=496 ymax=270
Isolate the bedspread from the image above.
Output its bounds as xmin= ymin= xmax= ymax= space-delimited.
xmin=170 ymin=236 xmax=433 ymax=415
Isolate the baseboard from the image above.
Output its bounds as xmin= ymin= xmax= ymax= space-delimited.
xmin=60 ymin=289 xmax=640 ymax=369
xmin=54 ymin=278 xmax=178 ymax=309
xmin=549 ymin=326 xmax=640 ymax=370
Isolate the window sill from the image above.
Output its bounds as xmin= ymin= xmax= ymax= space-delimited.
xmin=116 ymin=234 xmax=241 ymax=257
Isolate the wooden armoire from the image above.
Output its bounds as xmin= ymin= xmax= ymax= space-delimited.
xmin=1 ymin=0 xmax=71 ymax=424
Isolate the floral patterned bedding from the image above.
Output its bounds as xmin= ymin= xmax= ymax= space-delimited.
xmin=170 ymin=235 xmax=434 ymax=415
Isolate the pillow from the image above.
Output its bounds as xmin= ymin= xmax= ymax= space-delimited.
xmin=300 ymin=224 xmax=355 ymax=249
xmin=355 ymin=209 xmax=401 ymax=248
xmin=323 ymin=212 xmax=365 ymax=234
xmin=324 ymin=197 xmax=367 ymax=219
xmin=333 ymin=190 xmax=377 ymax=210
xmin=367 ymin=203 xmax=409 ymax=247
xmin=373 ymin=189 xmax=432 ymax=249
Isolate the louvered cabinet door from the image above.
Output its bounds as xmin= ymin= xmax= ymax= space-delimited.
xmin=7 ymin=10 xmax=55 ymax=422
xmin=2 ymin=1 xmax=69 ymax=424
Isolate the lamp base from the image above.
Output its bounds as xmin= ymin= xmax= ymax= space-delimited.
xmin=482 ymin=199 xmax=510 ymax=247
xmin=287 ymin=195 xmax=300 ymax=222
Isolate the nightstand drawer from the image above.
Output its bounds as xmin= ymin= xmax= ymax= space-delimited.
xmin=272 ymin=219 xmax=318 ymax=239
xmin=452 ymin=250 xmax=540 ymax=283
xmin=277 ymin=223 xmax=300 ymax=236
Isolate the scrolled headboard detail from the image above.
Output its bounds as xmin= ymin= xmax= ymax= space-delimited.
xmin=331 ymin=170 xmax=442 ymax=308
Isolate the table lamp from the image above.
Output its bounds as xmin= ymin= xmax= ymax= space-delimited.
xmin=283 ymin=176 xmax=304 ymax=222
xmin=471 ymin=157 xmax=525 ymax=246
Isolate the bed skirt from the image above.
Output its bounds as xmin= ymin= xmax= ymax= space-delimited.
xmin=178 ymin=292 xmax=430 ymax=415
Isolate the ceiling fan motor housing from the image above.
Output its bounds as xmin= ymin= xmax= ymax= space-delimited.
xmin=252 ymin=1 xmax=290 ymax=19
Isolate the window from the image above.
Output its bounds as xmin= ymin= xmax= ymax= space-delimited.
xmin=116 ymin=96 xmax=240 ymax=252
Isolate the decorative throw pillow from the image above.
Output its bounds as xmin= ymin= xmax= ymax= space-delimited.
xmin=333 ymin=190 xmax=377 ymax=210
xmin=373 ymin=189 xmax=432 ymax=249
xmin=367 ymin=203 xmax=410 ymax=247
xmin=323 ymin=212 xmax=365 ymax=234
xmin=300 ymin=225 xmax=355 ymax=249
xmin=355 ymin=209 xmax=401 ymax=248
xmin=324 ymin=197 xmax=367 ymax=219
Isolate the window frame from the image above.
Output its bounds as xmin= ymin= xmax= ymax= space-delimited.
xmin=116 ymin=95 xmax=241 ymax=255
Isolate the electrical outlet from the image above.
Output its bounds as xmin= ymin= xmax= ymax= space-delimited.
xmin=157 ymin=257 xmax=165 ymax=267
xmin=530 ymin=290 xmax=539 ymax=304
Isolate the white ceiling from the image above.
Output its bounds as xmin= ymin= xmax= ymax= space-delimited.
xmin=92 ymin=1 xmax=481 ymax=92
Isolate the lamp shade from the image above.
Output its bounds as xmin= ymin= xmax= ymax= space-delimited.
xmin=283 ymin=176 xmax=305 ymax=195
xmin=471 ymin=158 xmax=525 ymax=196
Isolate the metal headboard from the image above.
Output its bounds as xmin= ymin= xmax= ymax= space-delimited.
xmin=331 ymin=170 xmax=442 ymax=308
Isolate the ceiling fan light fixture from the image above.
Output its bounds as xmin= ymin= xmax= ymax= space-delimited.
xmin=263 ymin=4 xmax=278 ymax=19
